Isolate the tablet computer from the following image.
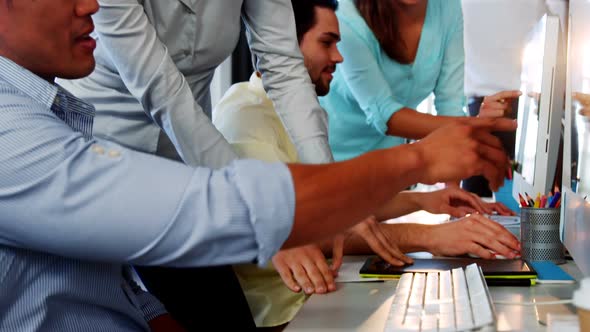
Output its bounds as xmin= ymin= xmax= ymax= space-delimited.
xmin=359 ymin=256 xmax=538 ymax=286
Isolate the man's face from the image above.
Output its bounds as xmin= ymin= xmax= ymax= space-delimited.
xmin=299 ymin=7 xmax=343 ymax=97
xmin=0 ymin=0 xmax=98 ymax=82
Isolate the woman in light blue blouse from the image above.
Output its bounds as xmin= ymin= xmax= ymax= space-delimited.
xmin=320 ymin=0 xmax=467 ymax=161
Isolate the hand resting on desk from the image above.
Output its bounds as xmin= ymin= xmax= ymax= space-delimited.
xmin=272 ymin=213 xmax=520 ymax=295
xmin=270 ymin=187 xmax=519 ymax=295
xmin=272 ymin=216 xmax=412 ymax=295
xmin=272 ymin=243 xmax=337 ymax=295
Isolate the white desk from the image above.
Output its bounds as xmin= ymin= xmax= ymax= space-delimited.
xmin=285 ymin=256 xmax=583 ymax=332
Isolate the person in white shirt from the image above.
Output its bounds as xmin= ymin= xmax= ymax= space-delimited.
xmin=213 ymin=0 xmax=519 ymax=328
xmin=461 ymin=0 xmax=567 ymax=196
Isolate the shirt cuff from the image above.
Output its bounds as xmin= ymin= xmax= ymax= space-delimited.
xmin=435 ymin=98 xmax=467 ymax=116
xmin=365 ymin=98 xmax=404 ymax=136
xmin=231 ymin=160 xmax=295 ymax=266
xmin=134 ymin=288 xmax=168 ymax=322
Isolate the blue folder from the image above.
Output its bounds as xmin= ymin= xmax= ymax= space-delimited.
xmin=529 ymin=261 xmax=575 ymax=283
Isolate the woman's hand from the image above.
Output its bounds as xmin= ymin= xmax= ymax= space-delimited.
xmin=479 ymin=90 xmax=522 ymax=118
xmin=427 ymin=214 xmax=521 ymax=259
xmin=417 ymin=187 xmax=491 ymax=217
xmin=417 ymin=187 xmax=516 ymax=217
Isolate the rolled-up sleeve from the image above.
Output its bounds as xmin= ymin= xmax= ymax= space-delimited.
xmin=0 ymin=103 xmax=294 ymax=267
xmin=336 ymin=21 xmax=405 ymax=135
xmin=433 ymin=1 xmax=467 ymax=116
xmin=241 ymin=0 xmax=334 ymax=164
xmin=93 ymin=0 xmax=238 ymax=169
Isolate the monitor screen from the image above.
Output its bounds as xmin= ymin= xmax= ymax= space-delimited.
xmin=565 ymin=9 xmax=590 ymax=197
xmin=513 ymin=14 xmax=565 ymax=200
xmin=561 ymin=0 xmax=590 ymax=278
xmin=515 ymin=20 xmax=546 ymax=185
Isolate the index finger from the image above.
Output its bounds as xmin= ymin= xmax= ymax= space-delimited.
xmin=452 ymin=190 xmax=491 ymax=214
xmin=491 ymin=90 xmax=522 ymax=100
xmin=330 ymin=234 xmax=345 ymax=273
xmin=469 ymin=117 xmax=518 ymax=132
xmin=489 ymin=202 xmax=516 ymax=216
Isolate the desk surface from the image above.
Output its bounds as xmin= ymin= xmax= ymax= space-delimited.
xmin=285 ymin=256 xmax=583 ymax=332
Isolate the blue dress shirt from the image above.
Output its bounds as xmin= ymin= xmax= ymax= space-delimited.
xmin=0 ymin=56 xmax=295 ymax=331
xmin=320 ymin=0 xmax=466 ymax=161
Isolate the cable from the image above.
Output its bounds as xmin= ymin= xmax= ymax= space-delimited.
xmin=494 ymin=299 xmax=573 ymax=306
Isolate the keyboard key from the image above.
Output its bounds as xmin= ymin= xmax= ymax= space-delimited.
xmin=384 ymin=263 xmax=495 ymax=332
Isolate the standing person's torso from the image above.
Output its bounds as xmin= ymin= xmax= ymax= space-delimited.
xmin=321 ymin=0 xmax=462 ymax=161
xmin=139 ymin=0 xmax=243 ymax=85
xmin=60 ymin=0 xmax=244 ymax=156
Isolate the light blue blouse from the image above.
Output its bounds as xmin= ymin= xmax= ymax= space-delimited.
xmin=320 ymin=0 xmax=466 ymax=161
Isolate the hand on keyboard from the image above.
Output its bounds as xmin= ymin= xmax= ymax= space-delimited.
xmin=385 ymin=263 xmax=496 ymax=332
xmin=344 ymin=216 xmax=414 ymax=267
xmin=414 ymin=187 xmax=515 ymax=218
xmin=427 ymin=214 xmax=521 ymax=259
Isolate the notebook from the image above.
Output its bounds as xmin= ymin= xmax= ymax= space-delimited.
xmin=359 ymin=256 xmax=538 ymax=286
xmin=530 ymin=261 xmax=575 ymax=284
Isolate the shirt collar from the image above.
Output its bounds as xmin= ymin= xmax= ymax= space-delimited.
xmin=0 ymin=56 xmax=59 ymax=110
xmin=248 ymin=72 xmax=268 ymax=97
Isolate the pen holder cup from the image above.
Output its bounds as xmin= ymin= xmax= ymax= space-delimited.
xmin=520 ymin=207 xmax=565 ymax=264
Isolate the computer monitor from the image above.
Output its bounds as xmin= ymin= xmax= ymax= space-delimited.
xmin=512 ymin=14 xmax=566 ymax=203
xmin=561 ymin=0 xmax=590 ymax=277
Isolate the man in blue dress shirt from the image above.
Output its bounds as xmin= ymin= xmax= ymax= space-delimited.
xmin=0 ymin=0 xmax=517 ymax=330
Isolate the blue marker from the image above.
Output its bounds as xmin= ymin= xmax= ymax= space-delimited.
xmin=549 ymin=192 xmax=561 ymax=208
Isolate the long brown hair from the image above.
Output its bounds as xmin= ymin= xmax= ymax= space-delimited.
xmin=354 ymin=0 xmax=407 ymax=63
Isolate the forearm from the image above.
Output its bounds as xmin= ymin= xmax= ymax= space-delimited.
xmin=373 ymin=192 xmax=423 ymax=221
xmin=283 ymin=145 xmax=424 ymax=248
xmin=343 ymin=223 xmax=436 ymax=255
xmin=386 ymin=108 xmax=462 ymax=139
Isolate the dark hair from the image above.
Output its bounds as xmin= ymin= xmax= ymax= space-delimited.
xmin=354 ymin=0 xmax=407 ymax=63
xmin=292 ymin=0 xmax=338 ymax=43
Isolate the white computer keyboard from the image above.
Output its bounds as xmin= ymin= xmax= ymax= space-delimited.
xmin=487 ymin=215 xmax=520 ymax=226
xmin=384 ymin=263 xmax=496 ymax=332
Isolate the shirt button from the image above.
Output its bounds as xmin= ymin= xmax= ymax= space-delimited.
xmin=91 ymin=145 xmax=105 ymax=155
xmin=108 ymin=150 xmax=121 ymax=158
